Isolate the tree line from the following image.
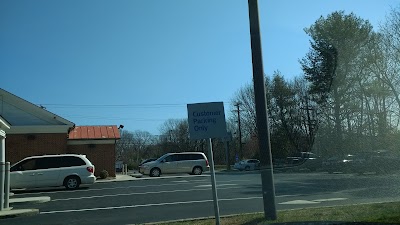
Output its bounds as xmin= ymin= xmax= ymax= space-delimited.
xmin=117 ymin=8 xmax=400 ymax=166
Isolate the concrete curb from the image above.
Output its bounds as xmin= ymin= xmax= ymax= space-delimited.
xmin=0 ymin=196 xmax=51 ymax=219
xmin=142 ymin=212 xmax=264 ymax=225
xmin=10 ymin=196 xmax=51 ymax=204
xmin=0 ymin=208 xmax=39 ymax=219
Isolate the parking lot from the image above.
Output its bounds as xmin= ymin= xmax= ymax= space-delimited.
xmin=2 ymin=171 xmax=400 ymax=225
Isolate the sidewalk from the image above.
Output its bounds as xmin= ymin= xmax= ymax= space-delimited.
xmin=96 ymin=173 xmax=138 ymax=182
xmin=96 ymin=172 xmax=210 ymax=183
xmin=96 ymin=169 xmax=245 ymax=183
xmin=0 ymin=208 xmax=39 ymax=218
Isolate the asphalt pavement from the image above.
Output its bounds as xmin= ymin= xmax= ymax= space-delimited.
xmin=2 ymin=170 xmax=400 ymax=224
xmin=0 ymin=173 xmax=134 ymax=219
xmin=0 ymin=171 xmax=212 ymax=219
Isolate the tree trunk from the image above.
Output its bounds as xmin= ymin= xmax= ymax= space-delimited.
xmin=333 ymin=87 xmax=343 ymax=155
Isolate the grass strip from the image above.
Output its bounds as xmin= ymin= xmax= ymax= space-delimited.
xmin=158 ymin=201 xmax=400 ymax=225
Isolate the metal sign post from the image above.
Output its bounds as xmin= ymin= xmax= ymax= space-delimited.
xmin=187 ymin=102 xmax=227 ymax=225
xmin=207 ymin=138 xmax=220 ymax=225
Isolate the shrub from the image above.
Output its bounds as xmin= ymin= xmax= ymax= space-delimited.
xmin=99 ymin=170 xmax=109 ymax=179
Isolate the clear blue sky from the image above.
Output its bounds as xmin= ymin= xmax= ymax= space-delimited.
xmin=1 ymin=0 xmax=398 ymax=135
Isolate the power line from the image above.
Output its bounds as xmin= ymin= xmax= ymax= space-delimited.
xmin=39 ymin=103 xmax=186 ymax=109
xmin=39 ymin=101 xmax=239 ymax=126
xmin=38 ymin=101 xmax=235 ymax=108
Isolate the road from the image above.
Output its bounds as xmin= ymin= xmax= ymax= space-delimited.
xmin=2 ymin=171 xmax=400 ymax=225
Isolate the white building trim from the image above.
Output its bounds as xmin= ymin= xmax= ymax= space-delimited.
xmin=8 ymin=125 xmax=72 ymax=134
xmin=0 ymin=116 xmax=10 ymax=131
xmin=0 ymin=130 xmax=5 ymax=138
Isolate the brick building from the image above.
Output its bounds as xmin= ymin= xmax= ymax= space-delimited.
xmin=68 ymin=126 xmax=120 ymax=177
xmin=0 ymin=88 xmax=120 ymax=177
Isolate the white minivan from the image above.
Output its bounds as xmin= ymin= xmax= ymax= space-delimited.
xmin=139 ymin=152 xmax=209 ymax=177
xmin=10 ymin=154 xmax=96 ymax=190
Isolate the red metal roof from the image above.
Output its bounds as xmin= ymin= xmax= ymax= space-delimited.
xmin=68 ymin=125 xmax=121 ymax=140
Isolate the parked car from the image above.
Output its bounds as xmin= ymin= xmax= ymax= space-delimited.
xmin=323 ymin=150 xmax=400 ymax=174
xmin=10 ymin=154 xmax=96 ymax=190
xmin=234 ymin=159 xmax=260 ymax=171
xmin=139 ymin=158 xmax=157 ymax=166
xmin=139 ymin=152 xmax=209 ymax=177
xmin=138 ymin=158 xmax=157 ymax=171
xmin=323 ymin=154 xmax=355 ymax=173
xmin=284 ymin=152 xmax=322 ymax=171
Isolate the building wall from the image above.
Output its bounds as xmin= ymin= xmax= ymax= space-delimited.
xmin=6 ymin=133 xmax=68 ymax=164
xmin=67 ymin=143 xmax=116 ymax=177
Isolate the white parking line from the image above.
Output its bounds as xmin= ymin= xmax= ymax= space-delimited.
xmin=314 ymin=198 xmax=348 ymax=202
xmin=51 ymin=186 xmax=242 ymax=202
xmin=195 ymin=184 xmax=238 ymax=188
xmin=279 ymin=200 xmax=318 ymax=205
xmin=41 ymin=196 xmax=263 ymax=215
xmin=15 ymin=179 xmax=253 ymax=196
xmin=14 ymin=183 xmax=195 ymax=196
xmin=275 ymin=194 xmax=303 ymax=198
xmin=279 ymin=198 xmax=348 ymax=205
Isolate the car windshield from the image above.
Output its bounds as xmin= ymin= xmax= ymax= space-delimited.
xmin=2 ymin=0 xmax=400 ymax=224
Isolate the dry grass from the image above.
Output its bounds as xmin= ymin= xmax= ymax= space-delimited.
xmin=157 ymin=201 xmax=400 ymax=225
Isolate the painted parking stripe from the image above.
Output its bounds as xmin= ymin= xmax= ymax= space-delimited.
xmin=41 ymin=196 xmax=263 ymax=214
xmin=14 ymin=183 xmax=199 ymax=196
xmin=279 ymin=198 xmax=348 ymax=205
xmin=16 ymin=179 xmax=253 ymax=196
xmin=279 ymin=200 xmax=319 ymax=205
xmin=195 ymin=184 xmax=238 ymax=188
xmin=314 ymin=198 xmax=347 ymax=202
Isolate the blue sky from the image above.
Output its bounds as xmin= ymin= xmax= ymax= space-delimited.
xmin=1 ymin=0 xmax=398 ymax=135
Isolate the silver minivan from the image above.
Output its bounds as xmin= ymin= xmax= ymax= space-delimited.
xmin=10 ymin=154 xmax=96 ymax=190
xmin=139 ymin=152 xmax=209 ymax=177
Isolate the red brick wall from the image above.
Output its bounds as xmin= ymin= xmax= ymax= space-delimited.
xmin=6 ymin=133 xmax=68 ymax=164
xmin=67 ymin=144 xmax=116 ymax=177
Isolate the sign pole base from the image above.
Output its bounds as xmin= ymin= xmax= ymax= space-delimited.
xmin=207 ymin=138 xmax=220 ymax=225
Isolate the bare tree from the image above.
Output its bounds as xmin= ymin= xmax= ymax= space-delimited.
xmin=115 ymin=130 xmax=134 ymax=162
xmin=378 ymin=7 xmax=400 ymax=110
xmin=159 ymin=119 xmax=198 ymax=153
xmin=116 ymin=130 xmax=156 ymax=166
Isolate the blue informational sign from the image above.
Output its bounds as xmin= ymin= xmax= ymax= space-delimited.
xmin=187 ymin=102 xmax=227 ymax=140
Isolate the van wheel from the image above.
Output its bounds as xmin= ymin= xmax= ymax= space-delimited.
xmin=150 ymin=168 xmax=161 ymax=177
xmin=64 ymin=176 xmax=81 ymax=190
xmin=192 ymin=166 xmax=203 ymax=175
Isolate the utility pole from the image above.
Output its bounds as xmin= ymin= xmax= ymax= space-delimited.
xmin=248 ymin=0 xmax=277 ymax=220
xmin=234 ymin=102 xmax=243 ymax=159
